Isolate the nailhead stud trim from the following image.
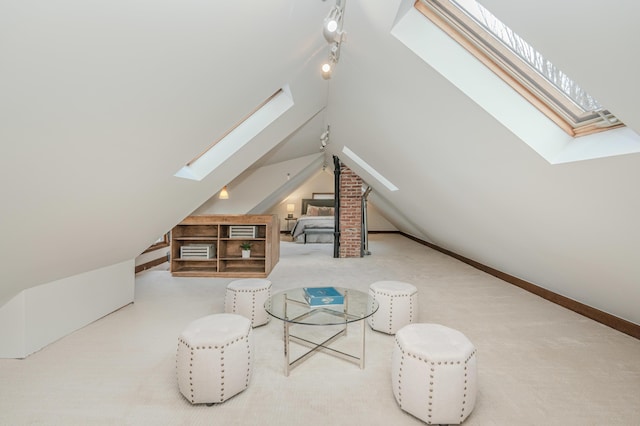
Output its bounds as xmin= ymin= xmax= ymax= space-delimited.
xmin=225 ymin=282 xmax=271 ymax=327
xmin=369 ymin=283 xmax=418 ymax=334
xmin=177 ymin=317 xmax=253 ymax=405
xmin=393 ymin=326 xmax=477 ymax=424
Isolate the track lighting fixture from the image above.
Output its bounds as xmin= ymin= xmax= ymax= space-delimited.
xmin=320 ymin=125 xmax=330 ymax=150
xmin=321 ymin=59 xmax=335 ymax=80
xmin=321 ymin=43 xmax=341 ymax=79
xmin=323 ymin=2 xmax=346 ymax=44
xmin=320 ymin=1 xmax=346 ymax=80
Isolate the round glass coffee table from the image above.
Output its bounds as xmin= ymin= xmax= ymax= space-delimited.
xmin=265 ymin=287 xmax=379 ymax=376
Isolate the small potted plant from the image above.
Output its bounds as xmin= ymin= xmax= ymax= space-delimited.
xmin=240 ymin=242 xmax=251 ymax=258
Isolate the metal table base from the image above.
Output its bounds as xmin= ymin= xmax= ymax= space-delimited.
xmin=282 ymin=295 xmax=367 ymax=376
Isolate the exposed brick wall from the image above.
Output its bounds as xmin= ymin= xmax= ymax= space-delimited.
xmin=339 ymin=164 xmax=362 ymax=258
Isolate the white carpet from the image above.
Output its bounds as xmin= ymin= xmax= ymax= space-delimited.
xmin=1 ymin=234 xmax=639 ymax=425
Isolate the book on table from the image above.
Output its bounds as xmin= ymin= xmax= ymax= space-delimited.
xmin=303 ymin=287 xmax=344 ymax=306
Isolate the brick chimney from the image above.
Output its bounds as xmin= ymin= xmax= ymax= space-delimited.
xmin=339 ymin=164 xmax=363 ymax=258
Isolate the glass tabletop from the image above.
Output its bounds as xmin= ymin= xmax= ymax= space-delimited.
xmin=265 ymin=287 xmax=379 ymax=326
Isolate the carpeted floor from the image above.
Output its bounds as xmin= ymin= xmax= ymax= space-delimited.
xmin=0 ymin=234 xmax=639 ymax=425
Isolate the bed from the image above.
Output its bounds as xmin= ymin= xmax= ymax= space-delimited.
xmin=291 ymin=198 xmax=335 ymax=243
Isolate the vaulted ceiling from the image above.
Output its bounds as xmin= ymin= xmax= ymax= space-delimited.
xmin=1 ymin=1 xmax=639 ymax=325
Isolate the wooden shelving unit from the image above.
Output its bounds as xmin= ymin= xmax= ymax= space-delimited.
xmin=170 ymin=214 xmax=280 ymax=278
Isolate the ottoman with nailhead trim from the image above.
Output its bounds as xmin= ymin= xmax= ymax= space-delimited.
xmin=392 ymin=323 xmax=477 ymax=424
xmin=367 ymin=281 xmax=418 ymax=334
xmin=176 ymin=313 xmax=253 ymax=405
xmin=224 ymin=278 xmax=272 ymax=327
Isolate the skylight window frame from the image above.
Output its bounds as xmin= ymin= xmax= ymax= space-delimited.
xmin=174 ymin=87 xmax=293 ymax=181
xmin=415 ymin=0 xmax=624 ymax=137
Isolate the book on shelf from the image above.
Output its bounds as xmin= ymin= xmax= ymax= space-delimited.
xmin=303 ymin=287 xmax=344 ymax=306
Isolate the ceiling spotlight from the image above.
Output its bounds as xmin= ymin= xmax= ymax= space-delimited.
xmin=321 ymin=61 xmax=334 ymax=80
xmin=323 ymin=6 xmax=344 ymax=44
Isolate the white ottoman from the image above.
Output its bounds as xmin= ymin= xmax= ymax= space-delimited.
xmin=367 ymin=281 xmax=418 ymax=334
xmin=176 ymin=313 xmax=253 ymax=405
xmin=392 ymin=323 xmax=477 ymax=425
xmin=224 ymin=278 xmax=272 ymax=327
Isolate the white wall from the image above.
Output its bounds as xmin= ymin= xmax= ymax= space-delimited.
xmin=0 ymin=260 xmax=134 ymax=359
xmin=366 ymin=202 xmax=397 ymax=232
xmin=0 ymin=292 xmax=25 ymax=358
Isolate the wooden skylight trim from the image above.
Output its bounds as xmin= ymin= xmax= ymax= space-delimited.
xmin=415 ymin=0 xmax=624 ymax=138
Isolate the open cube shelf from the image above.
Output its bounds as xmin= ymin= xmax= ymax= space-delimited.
xmin=170 ymin=214 xmax=279 ymax=278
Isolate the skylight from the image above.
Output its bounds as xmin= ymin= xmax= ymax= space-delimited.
xmin=175 ymin=86 xmax=294 ymax=181
xmin=416 ymin=0 xmax=623 ymax=137
xmin=342 ymin=146 xmax=399 ymax=191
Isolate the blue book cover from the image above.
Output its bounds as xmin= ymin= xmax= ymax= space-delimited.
xmin=303 ymin=287 xmax=344 ymax=306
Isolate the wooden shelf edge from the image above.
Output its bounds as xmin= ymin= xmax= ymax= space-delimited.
xmin=175 ymin=258 xmax=217 ymax=262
